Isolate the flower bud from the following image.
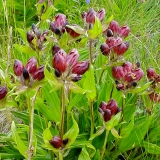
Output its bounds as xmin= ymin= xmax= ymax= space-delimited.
xmin=71 ymin=74 xmax=82 ymax=82
xmin=40 ymin=30 xmax=49 ymax=41
xmin=108 ymin=20 xmax=120 ymax=34
xmin=25 ymin=57 xmax=37 ymax=74
xmin=54 ymin=28 xmax=61 ymax=35
xmin=116 ymin=83 xmax=124 ymax=91
xmin=50 ymin=22 xmax=56 ymax=33
xmin=96 ymin=8 xmax=105 ymax=22
xmin=100 ymin=43 xmax=110 ymax=56
xmin=49 ymin=136 xmax=63 ymax=149
xmin=149 ymin=92 xmax=160 ymax=102
xmin=27 ymin=31 xmax=34 ymax=43
xmin=113 ymin=41 xmax=129 ymax=55
xmin=0 ymin=86 xmax=7 ymax=100
xmin=132 ymin=81 xmax=137 ymax=87
xmin=133 ymin=68 xmax=144 ymax=81
xmin=32 ymin=23 xmax=36 ymax=31
xmin=86 ymin=8 xmax=96 ymax=24
xmin=106 ymin=29 xmax=113 ymax=37
xmin=32 ymin=66 xmax=45 ymax=81
xmin=52 ymin=50 xmax=67 ymax=73
xmin=99 ymin=101 xmax=107 ymax=112
xmin=122 ymin=62 xmax=132 ymax=74
xmin=119 ymin=26 xmax=130 ymax=38
xmin=106 ymin=99 xmax=118 ymax=115
xmin=66 ymin=27 xmax=80 ymax=38
xmin=136 ymin=62 xmax=140 ymax=68
xmin=14 ymin=60 xmax=24 ymax=76
xmin=104 ymin=109 xmax=111 ymax=122
xmin=72 ymin=61 xmax=89 ymax=75
xmin=52 ymin=45 xmax=61 ymax=55
xmin=22 ymin=68 xmax=30 ymax=80
xmin=54 ymin=14 xmax=66 ymax=27
xmin=63 ymin=138 xmax=69 ymax=145
xmin=112 ymin=66 xmax=124 ymax=80
xmin=147 ymin=68 xmax=156 ymax=80
xmin=124 ymin=72 xmax=135 ymax=83
xmin=54 ymin=69 xmax=61 ymax=78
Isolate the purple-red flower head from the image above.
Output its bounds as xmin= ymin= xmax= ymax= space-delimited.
xmin=0 ymin=86 xmax=7 ymax=100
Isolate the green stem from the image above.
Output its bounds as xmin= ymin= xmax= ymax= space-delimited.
xmin=89 ymin=102 xmax=94 ymax=137
xmin=99 ymin=69 xmax=105 ymax=84
xmin=89 ymin=39 xmax=93 ymax=64
xmin=60 ymin=85 xmax=65 ymax=139
xmin=59 ymin=151 xmax=63 ymax=160
xmin=101 ymin=130 xmax=109 ymax=160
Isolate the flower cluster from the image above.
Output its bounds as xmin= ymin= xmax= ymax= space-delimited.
xmin=50 ymin=14 xmax=80 ymax=38
xmin=0 ymin=86 xmax=7 ymax=100
xmin=27 ymin=24 xmax=49 ymax=50
xmin=147 ymin=68 xmax=160 ymax=102
xmin=13 ymin=57 xmax=44 ymax=87
xmin=49 ymin=136 xmax=68 ymax=149
xmin=100 ymin=20 xmax=130 ymax=59
xmin=112 ymin=62 xmax=144 ymax=90
xmin=52 ymin=45 xmax=89 ymax=82
xmin=99 ymin=99 xmax=119 ymax=122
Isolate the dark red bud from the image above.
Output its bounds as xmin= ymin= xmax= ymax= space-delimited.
xmin=122 ymin=62 xmax=132 ymax=74
xmin=62 ymin=138 xmax=69 ymax=145
xmin=71 ymin=74 xmax=82 ymax=82
xmin=106 ymin=37 xmax=122 ymax=48
xmin=133 ymin=68 xmax=144 ymax=81
xmin=14 ymin=60 xmax=24 ymax=76
xmin=99 ymin=101 xmax=107 ymax=112
xmin=22 ymin=68 xmax=30 ymax=80
xmin=112 ymin=66 xmax=124 ymax=80
xmin=27 ymin=32 xmax=34 ymax=43
xmin=100 ymin=43 xmax=110 ymax=56
xmin=0 ymin=86 xmax=7 ymax=100
xmin=113 ymin=41 xmax=129 ymax=55
xmin=52 ymin=45 xmax=61 ymax=55
xmin=132 ymin=81 xmax=137 ymax=87
xmin=149 ymin=92 xmax=160 ymax=102
xmin=54 ymin=69 xmax=61 ymax=77
xmin=106 ymin=99 xmax=118 ymax=116
xmin=66 ymin=27 xmax=80 ymax=38
xmin=136 ymin=62 xmax=140 ymax=68
xmin=124 ymin=72 xmax=135 ymax=83
xmin=108 ymin=20 xmax=120 ymax=34
xmin=106 ymin=29 xmax=113 ymax=37
xmin=52 ymin=49 xmax=67 ymax=73
xmin=49 ymin=136 xmax=63 ymax=149
xmin=104 ymin=109 xmax=112 ymax=122
xmin=96 ymin=8 xmax=105 ymax=22
xmin=72 ymin=61 xmax=89 ymax=75
xmin=54 ymin=14 xmax=66 ymax=27
xmin=86 ymin=8 xmax=96 ymax=24
xmin=32 ymin=66 xmax=45 ymax=81
xmin=116 ymin=83 xmax=124 ymax=91
xmin=119 ymin=26 xmax=130 ymax=38
xmin=147 ymin=68 xmax=156 ymax=80
xmin=25 ymin=57 xmax=37 ymax=74
xmin=50 ymin=22 xmax=56 ymax=33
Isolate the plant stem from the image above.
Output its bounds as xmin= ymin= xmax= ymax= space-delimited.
xmin=89 ymin=39 xmax=93 ymax=64
xmin=59 ymin=151 xmax=63 ymax=160
xmin=101 ymin=130 xmax=109 ymax=160
xmin=28 ymin=87 xmax=41 ymax=160
xmin=7 ymin=26 xmax=12 ymax=73
xmin=99 ymin=69 xmax=105 ymax=84
xmin=89 ymin=102 xmax=94 ymax=137
xmin=60 ymin=85 xmax=65 ymax=139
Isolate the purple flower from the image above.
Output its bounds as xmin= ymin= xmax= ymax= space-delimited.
xmin=86 ymin=0 xmax=90 ymax=4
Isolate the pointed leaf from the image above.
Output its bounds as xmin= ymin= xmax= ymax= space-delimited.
xmin=78 ymin=147 xmax=91 ymax=160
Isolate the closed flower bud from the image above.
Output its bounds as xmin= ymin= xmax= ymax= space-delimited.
xmin=149 ymin=92 xmax=160 ymax=102
xmin=119 ymin=26 xmax=130 ymax=38
xmin=100 ymin=43 xmax=110 ymax=56
xmin=96 ymin=8 xmax=105 ymax=22
xmin=27 ymin=31 xmax=34 ymax=43
xmin=104 ymin=109 xmax=112 ymax=122
xmin=22 ymin=68 xmax=30 ymax=80
xmin=122 ymin=62 xmax=132 ymax=74
xmin=50 ymin=22 xmax=56 ymax=33
xmin=132 ymin=81 xmax=137 ymax=87
xmin=0 ymin=86 xmax=7 ymax=100
xmin=108 ymin=20 xmax=120 ymax=34
xmin=32 ymin=23 xmax=36 ymax=31
xmin=71 ymin=74 xmax=82 ymax=82
xmin=113 ymin=41 xmax=129 ymax=55
xmin=124 ymin=72 xmax=135 ymax=83
xmin=116 ymin=83 xmax=124 ymax=91
xmin=14 ymin=60 xmax=24 ymax=76
xmin=147 ymin=68 xmax=156 ymax=80
xmin=52 ymin=45 xmax=61 ymax=55
xmin=49 ymin=136 xmax=63 ymax=149
xmin=106 ymin=29 xmax=113 ymax=37
xmin=32 ymin=66 xmax=45 ymax=81
xmin=72 ymin=61 xmax=89 ymax=75
xmin=62 ymin=138 xmax=69 ymax=145
xmin=86 ymin=8 xmax=96 ymax=24
xmin=54 ymin=69 xmax=61 ymax=77
xmin=133 ymin=68 xmax=144 ymax=81
xmin=54 ymin=14 xmax=66 ymax=27
xmin=54 ymin=28 xmax=61 ymax=35
xmin=52 ymin=50 xmax=67 ymax=73
xmin=25 ymin=57 xmax=37 ymax=74
xmin=99 ymin=101 xmax=107 ymax=112
xmin=106 ymin=37 xmax=122 ymax=48
xmin=106 ymin=99 xmax=118 ymax=116
xmin=112 ymin=66 xmax=124 ymax=80
xmin=66 ymin=27 xmax=80 ymax=38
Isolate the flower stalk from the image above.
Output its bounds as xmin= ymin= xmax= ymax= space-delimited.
xmin=89 ymin=102 xmax=94 ymax=137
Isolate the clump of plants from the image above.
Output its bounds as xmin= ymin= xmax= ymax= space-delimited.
xmin=0 ymin=0 xmax=160 ymax=160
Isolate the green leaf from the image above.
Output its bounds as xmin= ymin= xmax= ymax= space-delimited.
xmin=83 ymin=65 xmax=96 ymax=102
xmin=63 ymin=115 xmax=79 ymax=148
xmin=111 ymin=128 xmax=122 ymax=138
xmin=88 ymin=17 xmax=102 ymax=39
xmin=41 ymin=6 xmax=56 ymax=21
xmin=70 ymin=81 xmax=86 ymax=94
xmin=66 ymin=24 xmax=86 ymax=35
xmin=16 ymin=28 xmax=27 ymax=43
xmin=142 ymin=94 xmax=152 ymax=109
xmin=11 ymin=121 xmax=28 ymax=159
xmin=78 ymin=147 xmax=91 ymax=160
xmin=120 ymin=114 xmax=134 ymax=138
xmin=142 ymin=141 xmax=160 ymax=154
xmin=106 ymin=112 xmax=122 ymax=130
xmin=14 ymin=44 xmax=36 ymax=55
xmin=59 ymin=31 xmax=69 ymax=48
